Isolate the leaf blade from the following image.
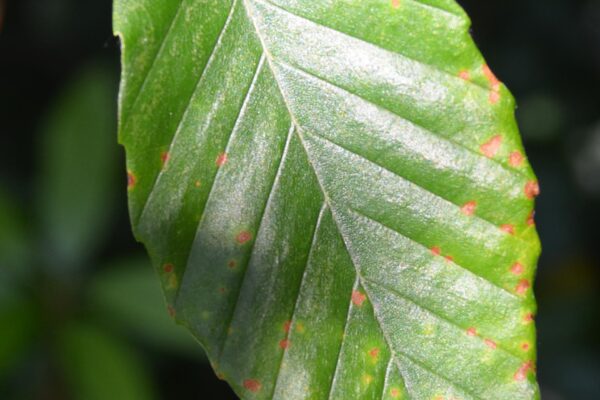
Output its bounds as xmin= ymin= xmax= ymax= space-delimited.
xmin=115 ymin=0 xmax=541 ymax=398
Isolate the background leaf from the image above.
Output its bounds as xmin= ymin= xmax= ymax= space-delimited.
xmin=115 ymin=1 xmax=541 ymax=399
xmin=87 ymin=257 xmax=206 ymax=356
xmin=58 ymin=323 xmax=156 ymax=400
xmin=36 ymin=64 xmax=118 ymax=275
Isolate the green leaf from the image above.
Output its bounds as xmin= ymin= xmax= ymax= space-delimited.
xmin=114 ymin=1 xmax=541 ymax=399
xmin=87 ymin=257 xmax=206 ymax=356
xmin=37 ymin=64 xmax=118 ymax=274
xmin=58 ymin=323 xmax=156 ymax=400
xmin=0 ymin=189 xmax=32 ymax=275
xmin=0 ymin=290 xmax=38 ymax=381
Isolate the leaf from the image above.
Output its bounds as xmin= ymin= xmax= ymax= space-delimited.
xmin=114 ymin=1 xmax=541 ymax=399
xmin=36 ymin=63 xmax=118 ymax=275
xmin=87 ymin=257 xmax=207 ymax=356
xmin=58 ymin=323 xmax=156 ymax=400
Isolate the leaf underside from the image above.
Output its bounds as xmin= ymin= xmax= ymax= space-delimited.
xmin=114 ymin=0 xmax=541 ymax=399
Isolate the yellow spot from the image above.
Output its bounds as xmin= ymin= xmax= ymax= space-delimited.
xmin=423 ymin=324 xmax=435 ymax=336
xmin=167 ymin=273 xmax=178 ymax=290
xmin=295 ymin=322 xmax=305 ymax=334
xmin=195 ymin=180 xmax=201 ymax=187
xmin=362 ymin=374 xmax=374 ymax=385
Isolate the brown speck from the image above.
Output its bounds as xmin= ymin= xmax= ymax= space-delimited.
xmin=236 ymin=231 xmax=252 ymax=244
xmin=216 ymin=152 xmax=228 ymax=167
xmin=219 ymin=287 xmax=226 ymax=294
xmin=461 ymin=201 xmax=477 ymax=216
xmin=160 ymin=151 xmax=170 ymax=167
xmin=485 ymin=339 xmax=497 ymax=349
xmin=509 ymin=151 xmax=524 ymax=167
xmin=283 ymin=320 xmax=291 ymax=333
xmin=524 ymin=181 xmax=540 ymax=199
xmin=466 ymin=327 xmax=477 ymax=337
xmin=500 ymin=224 xmax=515 ymax=235
xmin=228 ymin=260 xmax=237 ymax=269
xmin=511 ymin=262 xmax=524 ymax=275
xmin=516 ymin=279 xmax=531 ymax=295
xmin=243 ymin=379 xmax=261 ymax=392
xmin=279 ymin=339 xmax=290 ymax=349
xmin=480 ymin=135 xmax=503 ymax=158
xmin=391 ymin=0 xmax=400 ymax=8
xmin=163 ymin=263 xmax=174 ymax=273
xmin=167 ymin=305 xmax=176 ymax=318
xmin=527 ymin=210 xmax=536 ymax=226
xmin=352 ymin=290 xmax=366 ymax=307
xmin=127 ymin=170 xmax=136 ymax=190
xmin=514 ymin=361 xmax=535 ymax=381
xmin=458 ymin=70 xmax=471 ymax=80
xmin=216 ymin=372 xmax=225 ymax=381
xmin=430 ymin=246 xmax=441 ymax=256
xmin=523 ymin=312 xmax=535 ymax=324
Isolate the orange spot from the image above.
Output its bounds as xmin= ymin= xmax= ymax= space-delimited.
xmin=216 ymin=152 xmax=228 ymax=167
xmin=521 ymin=342 xmax=530 ymax=351
xmin=163 ymin=263 xmax=174 ymax=273
xmin=283 ymin=320 xmax=291 ymax=333
xmin=480 ymin=135 xmax=503 ymax=158
xmin=369 ymin=347 xmax=380 ymax=359
xmin=458 ymin=69 xmax=471 ymax=80
xmin=431 ymin=246 xmax=441 ymax=256
xmin=352 ymin=290 xmax=366 ymax=306
xmin=485 ymin=339 xmax=497 ymax=349
xmin=445 ymin=255 xmax=454 ymax=263
xmin=516 ymin=279 xmax=531 ymax=295
xmin=461 ymin=201 xmax=477 ymax=216
xmin=524 ymin=181 xmax=540 ymax=199
xmin=391 ymin=0 xmax=400 ymax=8
xmin=489 ymin=90 xmax=501 ymax=104
xmin=194 ymin=180 xmax=201 ymax=188
xmin=160 ymin=151 xmax=170 ymax=167
xmin=228 ymin=260 xmax=237 ymax=269
xmin=279 ymin=339 xmax=290 ymax=349
xmin=127 ymin=170 xmax=136 ymax=189
xmin=527 ymin=210 xmax=536 ymax=226
xmin=510 ymin=262 xmax=524 ymax=275
xmin=509 ymin=151 xmax=524 ymax=167
xmin=466 ymin=327 xmax=477 ymax=337
xmin=500 ymin=224 xmax=515 ymax=235
xmin=514 ymin=361 xmax=535 ymax=381
xmin=483 ymin=64 xmax=501 ymax=103
xmin=167 ymin=305 xmax=176 ymax=318
xmin=236 ymin=231 xmax=252 ymax=244
xmin=482 ymin=64 xmax=500 ymax=90
xmin=243 ymin=379 xmax=262 ymax=392
xmin=523 ymin=312 xmax=535 ymax=324
xmin=390 ymin=388 xmax=401 ymax=398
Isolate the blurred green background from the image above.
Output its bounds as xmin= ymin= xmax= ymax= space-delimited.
xmin=0 ymin=0 xmax=599 ymax=399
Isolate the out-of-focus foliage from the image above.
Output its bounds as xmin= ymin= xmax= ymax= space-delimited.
xmin=0 ymin=63 xmax=207 ymax=399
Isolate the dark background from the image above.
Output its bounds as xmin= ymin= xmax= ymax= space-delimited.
xmin=1 ymin=0 xmax=599 ymax=398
